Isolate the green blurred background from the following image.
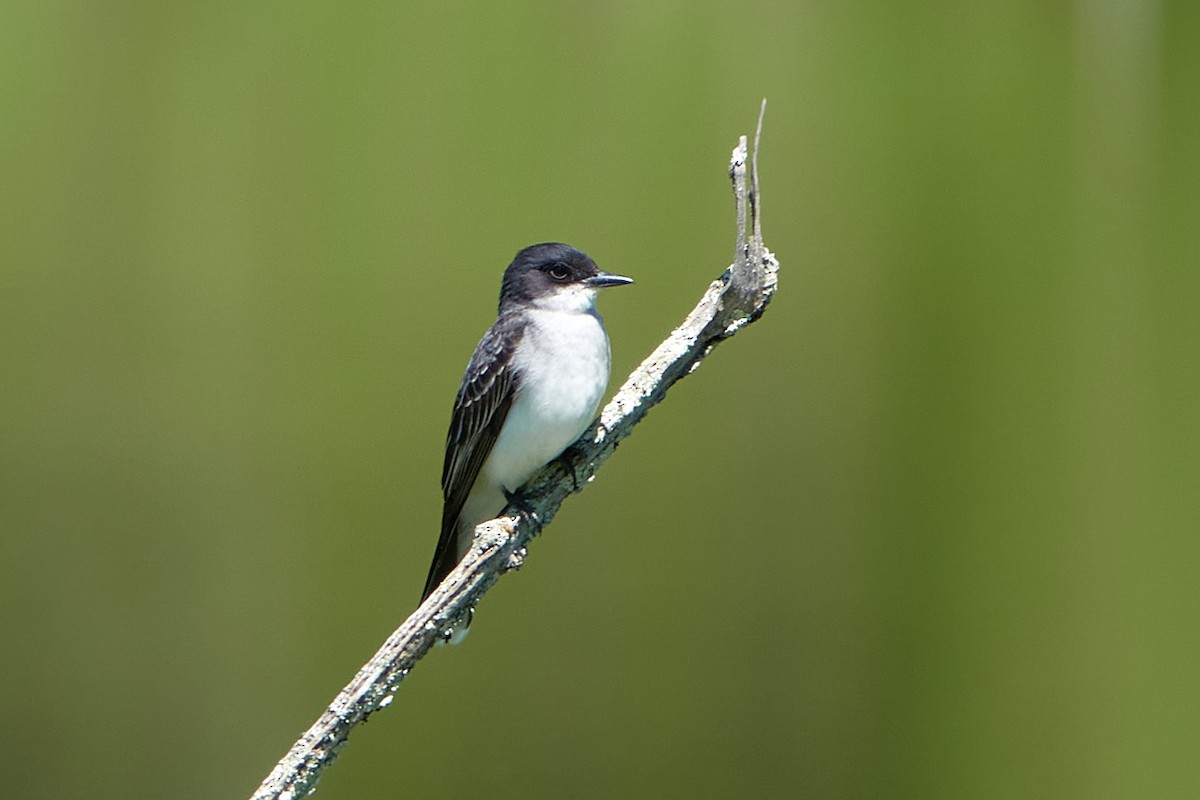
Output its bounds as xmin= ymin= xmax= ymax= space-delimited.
xmin=2 ymin=2 xmax=1198 ymax=798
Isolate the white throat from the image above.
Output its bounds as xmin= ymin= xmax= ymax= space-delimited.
xmin=529 ymin=284 xmax=600 ymax=314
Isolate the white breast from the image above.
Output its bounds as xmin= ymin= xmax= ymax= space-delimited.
xmin=481 ymin=308 xmax=611 ymax=492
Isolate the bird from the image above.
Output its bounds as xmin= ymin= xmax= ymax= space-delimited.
xmin=421 ymin=242 xmax=633 ymax=637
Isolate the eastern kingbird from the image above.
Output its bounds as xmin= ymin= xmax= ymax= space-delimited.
xmin=422 ymin=243 xmax=633 ymax=623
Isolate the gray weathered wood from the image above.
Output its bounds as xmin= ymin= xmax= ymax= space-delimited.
xmin=250 ymin=104 xmax=779 ymax=800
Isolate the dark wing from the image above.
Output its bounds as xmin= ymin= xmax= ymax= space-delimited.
xmin=421 ymin=316 xmax=524 ymax=599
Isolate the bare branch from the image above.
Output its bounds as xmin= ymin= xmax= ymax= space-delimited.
xmin=250 ymin=109 xmax=779 ymax=800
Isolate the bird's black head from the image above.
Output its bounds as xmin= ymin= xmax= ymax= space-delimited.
xmin=499 ymin=243 xmax=633 ymax=313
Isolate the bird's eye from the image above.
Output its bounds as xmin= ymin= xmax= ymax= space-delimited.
xmin=547 ymin=263 xmax=571 ymax=281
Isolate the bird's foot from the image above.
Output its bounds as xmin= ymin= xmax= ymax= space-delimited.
xmin=502 ymin=486 xmax=540 ymax=526
xmin=554 ymin=444 xmax=588 ymax=491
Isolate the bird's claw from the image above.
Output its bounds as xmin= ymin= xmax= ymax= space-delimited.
xmin=554 ymin=445 xmax=586 ymax=491
xmin=502 ymin=487 xmax=540 ymax=525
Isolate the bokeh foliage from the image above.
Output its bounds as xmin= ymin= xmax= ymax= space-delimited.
xmin=2 ymin=3 xmax=1198 ymax=798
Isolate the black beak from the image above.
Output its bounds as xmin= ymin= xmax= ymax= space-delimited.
xmin=585 ymin=270 xmax=634 ymax=288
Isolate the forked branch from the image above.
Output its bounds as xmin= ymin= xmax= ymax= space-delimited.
xmin=251 ymin=101 xmax=778 ymax=800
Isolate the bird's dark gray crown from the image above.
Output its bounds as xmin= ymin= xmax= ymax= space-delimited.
xmin=499 ymin=242 xmax=599 ymax=311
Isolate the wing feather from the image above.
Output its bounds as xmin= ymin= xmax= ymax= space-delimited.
xmin=422 ymin=316 xmax=524 ymax=599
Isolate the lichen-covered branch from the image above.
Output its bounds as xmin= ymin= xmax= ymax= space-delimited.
xmin=250 ymin=103 xmax=778 ymax=800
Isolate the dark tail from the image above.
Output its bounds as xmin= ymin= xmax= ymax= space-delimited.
xmin=421 ymin=512 xmax=462 ymax=601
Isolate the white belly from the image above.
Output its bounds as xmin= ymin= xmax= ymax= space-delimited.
xmin=481 ymin=308 xmax=611 ymax=493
